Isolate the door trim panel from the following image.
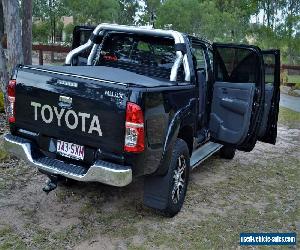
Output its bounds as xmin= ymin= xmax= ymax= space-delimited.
xmin=209 ymin=82 xmax=256 ymax=145
xmin=220 ymin=97 xmax=248 ymax=115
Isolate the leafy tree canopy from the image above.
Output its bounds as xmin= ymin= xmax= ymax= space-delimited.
xmin=31 ymin=0 xmax=300 ymax=64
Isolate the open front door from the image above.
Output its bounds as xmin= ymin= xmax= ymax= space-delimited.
xmin=209 ymin=43 xmax=265 ymax=151
xmin=257 ymin=50 xmax=280 ymax=144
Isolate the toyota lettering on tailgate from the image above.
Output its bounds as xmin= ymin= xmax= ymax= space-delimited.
xmin=30 ymin=101 xmax=103 ymax=136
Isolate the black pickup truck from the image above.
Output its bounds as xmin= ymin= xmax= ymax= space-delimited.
xmin=3 ymin=24 xmax=280 ymax=216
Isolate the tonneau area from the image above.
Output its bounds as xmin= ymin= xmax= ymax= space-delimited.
xmin=24 ymin=65 xmax=175 ymax=87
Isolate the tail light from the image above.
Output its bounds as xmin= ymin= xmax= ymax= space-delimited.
xmin=124 ymin=102 xmax=145 ymax=153
xmin=7 ymin=79 xmax=16 ymax=123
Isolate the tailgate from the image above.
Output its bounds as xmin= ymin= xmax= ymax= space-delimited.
xmin=15 ymin=67 xmax=129 ymax=155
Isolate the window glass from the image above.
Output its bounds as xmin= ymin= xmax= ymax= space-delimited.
xmin=72 ymin=28 xmax=94 ymax=49
xmin=192 ymin=47 xmax=206 ymax=69
xmin=97 ymin=33 xmax=184 ymax=81
xmin=80 ymin=31 xmax=91 ymax=45
xmin=72 ymin=28 xmax=94 ymax=60
xmin=215 ymin=47 xmax=259 ymax=83
xmin=263 ymin=54 xmax=275 ymax=85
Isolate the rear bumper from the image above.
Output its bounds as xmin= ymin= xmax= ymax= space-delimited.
xmin=3 ymin=134 xmax=132 ymax=187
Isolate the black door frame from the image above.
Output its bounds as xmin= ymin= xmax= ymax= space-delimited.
xmin=259 ymin=49 xmax=281 ymax=144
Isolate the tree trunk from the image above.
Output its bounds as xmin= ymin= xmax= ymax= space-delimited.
xmin=2 ymin=0 xmax=24 ymax=78
xmin=22 ymin=0 xmax=32 ymax=65
xmin=50 ymin=0 xmax=55 ymax=63
xmin=0 ymin=0 xmax=8 ymax=93
xmin=0 ymin=1 xmax=4 ymax=42
xmin=266 ymin=0 xmax=271 ymax=28
xmin=0 ymin=42 xmax=8 ymax=93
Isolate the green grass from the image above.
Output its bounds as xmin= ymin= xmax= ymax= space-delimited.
xmin=0 ymin=225 xmax=28 ymax=250
xmin=294 ymin=82 xmax=300 ymax=89
xmin=287 ymin=75 xmax=300 ymax=85
xmin=0 ymin=91 xmax=4 ymax=113
xmin=0 ymin=149 xmax=7 ymax=161
xmin=278 ymin=107 xmax=300 ymax=128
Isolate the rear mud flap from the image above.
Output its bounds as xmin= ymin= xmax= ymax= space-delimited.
xmin=143 ymin=165 xmax=173 ymax=210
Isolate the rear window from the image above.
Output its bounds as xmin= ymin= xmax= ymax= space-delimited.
xmin=72 ymin=27 xmax=94 ymax=49
xmin=72 ymin=27 xmax=95 ymax=61
xmin=96 ymin=33 xmax=184 ymax=81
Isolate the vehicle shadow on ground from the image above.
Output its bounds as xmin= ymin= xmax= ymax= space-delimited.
xmin=48 ymin=153 xmax=221 ymax=220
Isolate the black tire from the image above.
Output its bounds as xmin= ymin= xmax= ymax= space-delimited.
xmin=163 ymin=138 xmax=190 ymax=217
xmin=219 ymin=146 xmax=236 ymax=160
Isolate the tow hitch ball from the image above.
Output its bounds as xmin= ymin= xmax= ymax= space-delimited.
xmin=42 ymin=175 xmax=58 ymax=194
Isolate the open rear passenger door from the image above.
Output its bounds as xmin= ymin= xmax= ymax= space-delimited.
xmin=209 ymin=43 xmax=265 ymax=151
xmin=257 ymin=50 xmax=281 ymax=144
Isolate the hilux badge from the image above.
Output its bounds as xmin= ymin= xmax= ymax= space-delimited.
xmin=105 ymin=90 xmax=124 ymax=99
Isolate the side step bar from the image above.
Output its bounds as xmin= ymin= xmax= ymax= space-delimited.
xmin=190 ymin=141 xmax=223 ymax=169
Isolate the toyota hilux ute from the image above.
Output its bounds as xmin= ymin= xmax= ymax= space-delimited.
xmin=3 ymin=24 xmax=280 ymax=216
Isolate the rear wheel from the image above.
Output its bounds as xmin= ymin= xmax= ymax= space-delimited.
xmin=163 ymin=139 xmax=190 ymax=217
xmin=219 ymin=146 xmax=236 ymax=159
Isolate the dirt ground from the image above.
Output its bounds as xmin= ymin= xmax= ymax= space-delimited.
xmin=0 ymin=108 xmax=299 ymax=250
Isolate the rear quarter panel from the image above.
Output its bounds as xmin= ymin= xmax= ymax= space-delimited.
xmin=126 ymin=85 xmax=197 ymax=176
